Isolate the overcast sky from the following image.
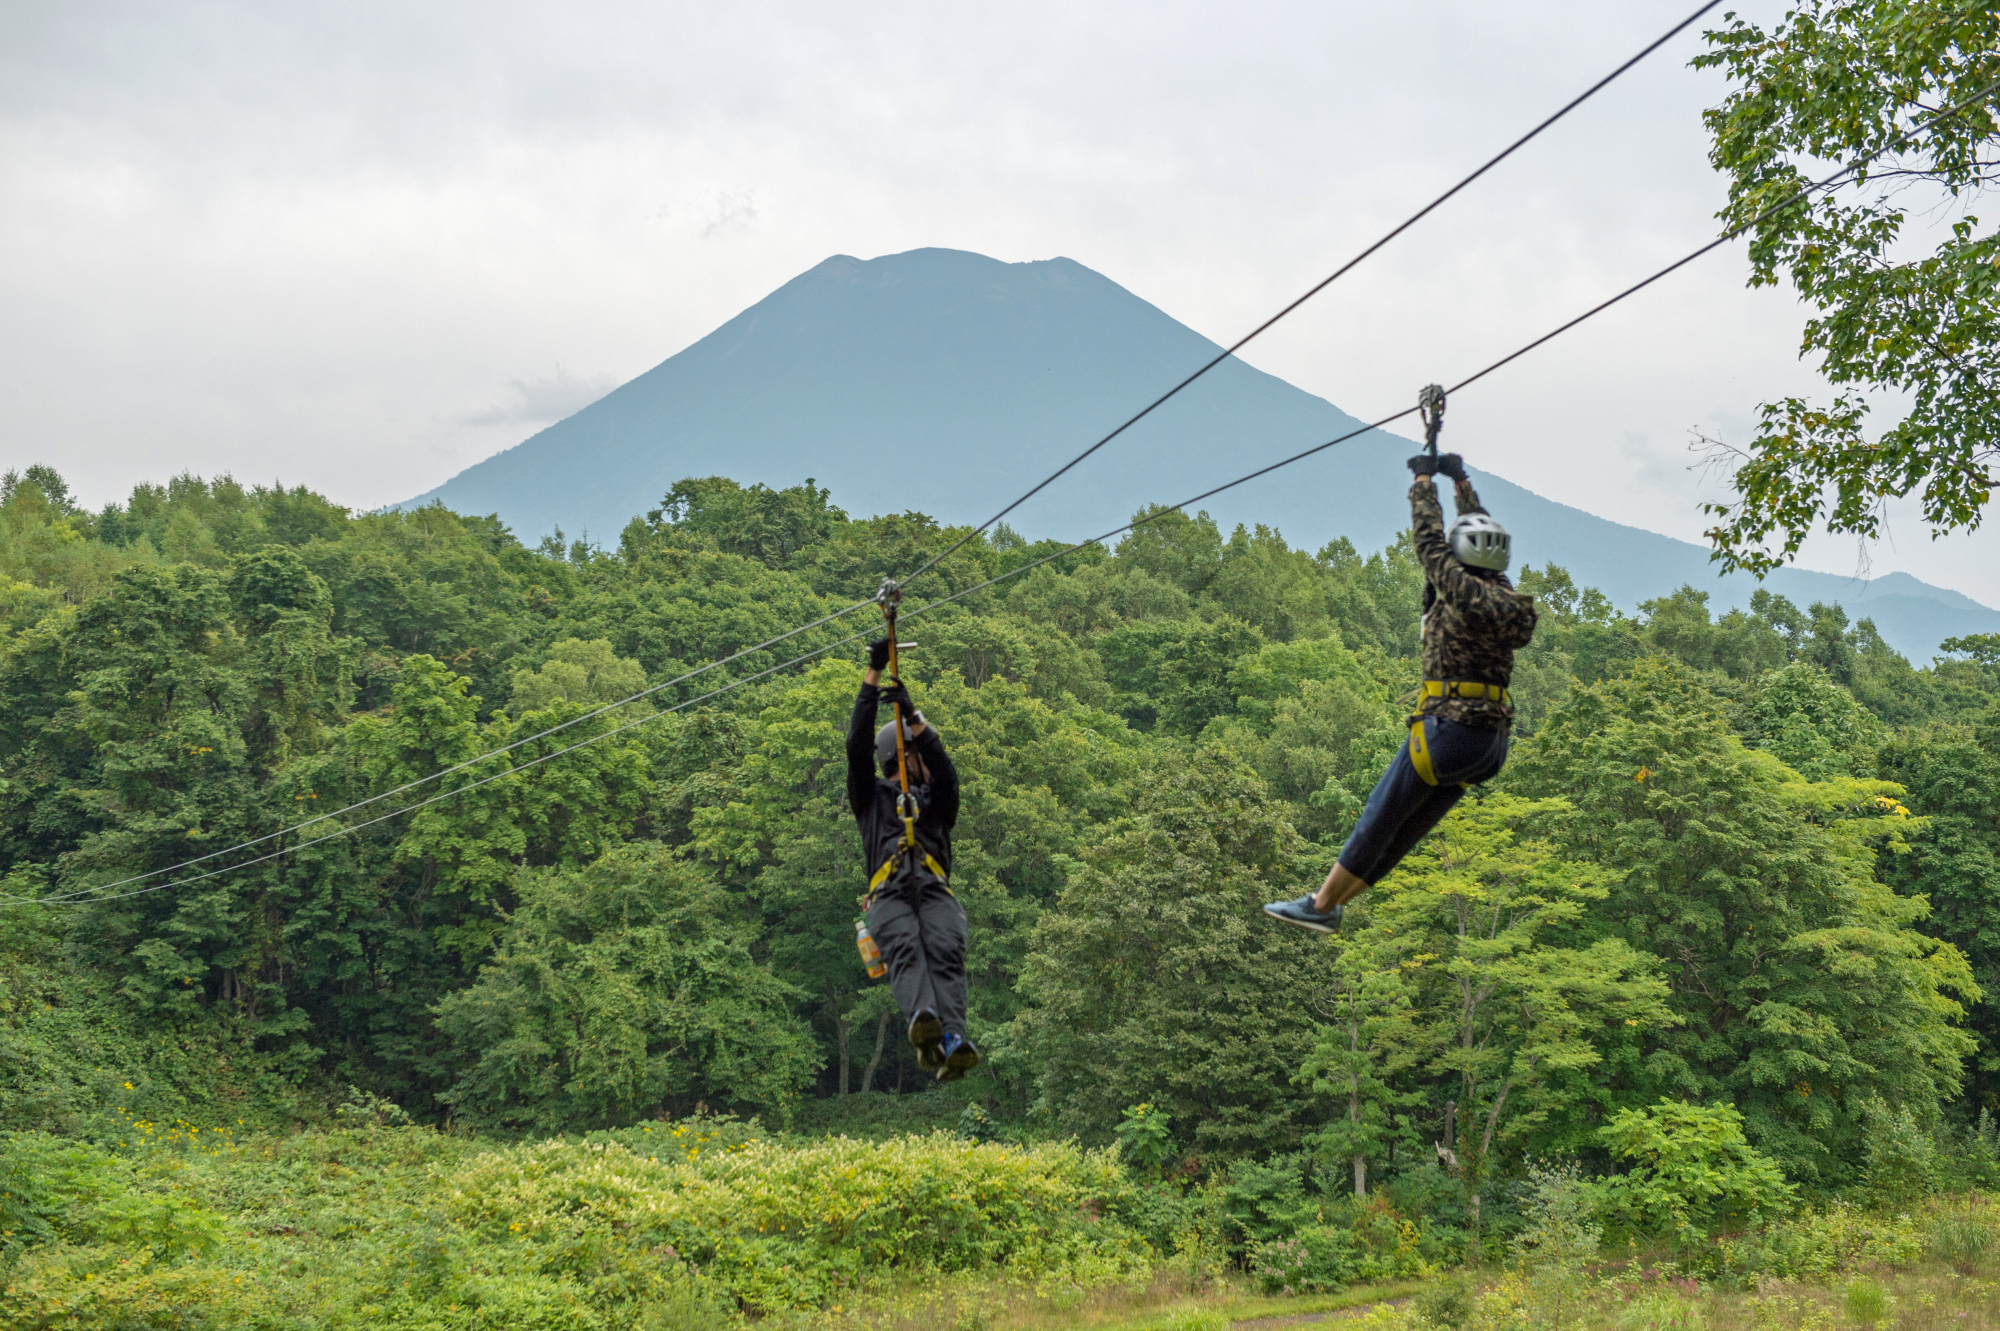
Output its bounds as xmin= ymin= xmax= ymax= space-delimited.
xmin=5 ymin=0 xmax=1997 ymax=607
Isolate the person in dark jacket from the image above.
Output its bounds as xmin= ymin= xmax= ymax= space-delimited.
xmin=1265 ymin=450 xmax=1538 ymax=932
xmin=848 ymin=638 xmax=977 ymax=1080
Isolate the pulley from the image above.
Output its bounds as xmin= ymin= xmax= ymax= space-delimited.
xmin=1418 ymin=384 xmax=1446 ymax=458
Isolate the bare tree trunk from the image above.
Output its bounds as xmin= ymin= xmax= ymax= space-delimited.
xmin=1350 ymin=1087 xmax=1366 ymax=1198
xmin=860 ymin=1011 xmax=891 ymax=1093
xmin=831 ymin=989 xmax=851 ymax=1097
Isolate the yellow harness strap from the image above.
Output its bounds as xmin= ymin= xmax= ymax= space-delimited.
xmin=1408 ymin=717 xmax=1440 ymax=787
xmin=867 ymin=850 xmax=952 ymax=895
xmin=1410 ymin=682 xmax=1507 ymax=787
xmin=1420 ymin=679 xmax=1510 ymax=705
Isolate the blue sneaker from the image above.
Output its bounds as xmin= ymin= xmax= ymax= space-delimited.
xmin=1264 ymin=894 xmax=1342 ymax=935
xmin=909 ymin=1008 xmax=945 ymax=1069
xmin=935 ymin=1032 xmax=981 ymax=1083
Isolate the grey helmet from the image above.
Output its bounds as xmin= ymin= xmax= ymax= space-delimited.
xmin=1446 ymin=513 xmax=1510 ymax=571
xmin=875 ymin=716 xmax=924 ymax=767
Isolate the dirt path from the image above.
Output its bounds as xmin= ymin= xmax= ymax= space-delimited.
xmin=1230 ymin=1297 xmax=1410 ymax=1328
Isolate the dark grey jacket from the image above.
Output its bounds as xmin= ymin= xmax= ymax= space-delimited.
xmin=846 ymin=683 xmax=958 ymax=886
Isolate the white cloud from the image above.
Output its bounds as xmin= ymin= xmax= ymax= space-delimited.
xmin=2 ymin=0 xmax=1995 ymax=603
xmin=458 ymin=367 xmax=618 ymax=428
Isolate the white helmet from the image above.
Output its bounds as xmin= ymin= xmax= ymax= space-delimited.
xmin=1447 ymin=513 xmax=1510 ymax=571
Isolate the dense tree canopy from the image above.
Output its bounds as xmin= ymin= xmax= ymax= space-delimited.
xmin=0 ymin=464 xmax=1993 ymax=1204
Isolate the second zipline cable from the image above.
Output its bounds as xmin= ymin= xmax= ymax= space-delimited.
xmin=46 ymin=1 xmax=1726 ymax=903
xmin=894 ymin=0 xmax=1727 ymax=589
xmin=37 ymin=38 xmax=1993 ymax=911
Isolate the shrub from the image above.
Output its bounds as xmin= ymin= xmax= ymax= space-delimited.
xmin=1344 ymin=1195 xmax=1431 ymax=1280
xmin=1247 ymin=1195 xmax=1428 ymax=1296
xmin=1115 ymin=1102 xmax=1176 ymax=1174
xmin=1106 ymin=1181 xmax=1200 ymax=1255
xmin=1935 ymin=1110 xmax=2000 ymax=1191
xmin=0 ymin=1132 xmax=123 ymax=1253
xmin=1412 ymin=1269 xmax=1474 ymax=1328
xmin=1706 ymin=1202 xmax=1922 ymax=1286
xmin=1593 ymin=1100 xmax=1796 ymax=1244
xmin=1509 ymin=1161 xmax=1602 ymax=1331
xmin=1857 ymin=1097 xmax=1942 ymax=1210
xmin=1251 ymin=1225 xmax=1361 ymax=1295
xmin=0 ymin=1131 xmax=224 ymax=1260
xmin=0 ymin=1121 xmax=1161 ymax=1325
xmin=439 ymin=1130 xmax=1152 ymax=1311
xmin=1218 ymin=1153 xmax=1314 ymax=1250
xmin=1616 ymin=1287 xmax=1705 ymax=1331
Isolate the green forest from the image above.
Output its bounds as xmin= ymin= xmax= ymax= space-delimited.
xmin=2 ymin=462 xmax=1998 ymax=1328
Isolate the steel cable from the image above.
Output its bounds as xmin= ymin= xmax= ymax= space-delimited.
xmin=42 ymin=7 xmax=1724 ymax=907
xmin=891 ymin=0 xmax=1728 ymax=591
xmin=38 ymin=592 xmax=879 ymax=900
xmin=23 ymin=44 xmax=1993 ymax=911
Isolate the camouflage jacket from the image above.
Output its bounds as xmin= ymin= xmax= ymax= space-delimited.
xmin=1410 ymin=477 xmax=1538 ymax=731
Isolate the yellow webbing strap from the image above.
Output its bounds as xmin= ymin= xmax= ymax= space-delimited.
xmin=1408 ymin=718 xmax=1440 ymax=787
xmin=867 ymin=850 xmax=952 ymax=894
xmin=1421 ymin=679 xmax=1510 ymax=705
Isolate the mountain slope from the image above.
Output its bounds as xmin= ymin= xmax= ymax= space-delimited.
xmin=403 ymin=247 xmax=2000 ymax=659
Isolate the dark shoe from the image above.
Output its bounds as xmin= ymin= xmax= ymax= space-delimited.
xmin=1263 ymin=894 xmax=1342 ymax=935
xmin=909 ymin=1009 xmax=944 ymax=1069
xmin=935 ymin=1032 xmax=980 ymax=1083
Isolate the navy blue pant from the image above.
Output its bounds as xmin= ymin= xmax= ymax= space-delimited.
xmin=1337 ymin=716 xmax=1509 ymax=886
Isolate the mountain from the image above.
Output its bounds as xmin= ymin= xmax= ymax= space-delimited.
xmin=402 ymin=247 xmax=2000 ymax=660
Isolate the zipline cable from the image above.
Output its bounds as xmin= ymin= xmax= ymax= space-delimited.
xmin=48 ymin=592 xmax=881 ymax=900
xmin=48 ymin=4 xmax=1722 ymax=905
xmin=22 ymin=59 xmax=1995 ymax=911
xmin=892 ymin=0 xmax=1727 ymax=591
xmin=927 ymin=70 xmax=2000 ymax=616
xmin=28 ymin=460 xmax=1428 ymax=909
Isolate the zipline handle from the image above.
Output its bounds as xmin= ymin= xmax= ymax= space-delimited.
xmin=1418 ymin=384 xmax=1446 ymax=459
xmin=876 ymin=578 xmax=918 ymax=850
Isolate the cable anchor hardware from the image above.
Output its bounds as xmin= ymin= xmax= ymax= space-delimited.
xmin=1418 ymin=384 xmax=1447 ymax=459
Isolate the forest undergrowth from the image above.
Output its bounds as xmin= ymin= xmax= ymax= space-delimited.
xmin=1 ymin=1115 xmax=1994 ymax=1329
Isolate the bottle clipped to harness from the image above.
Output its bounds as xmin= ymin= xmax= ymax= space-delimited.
xmin=855 ymin=917 xmax=887 ymax=980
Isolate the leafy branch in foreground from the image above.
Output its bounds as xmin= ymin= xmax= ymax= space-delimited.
xmin=1695 ymin=1 xmax=2000 ymax=573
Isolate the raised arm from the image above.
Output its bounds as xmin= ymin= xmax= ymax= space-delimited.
xmin=1409 ymin=478 xmax=1529 ymax=639
xmin=846 ymin=683 xmax=880 ymax=819
xmin=911 ymin=726 xmax=958 ymax=829
xmin=1450 ymin=477 xmax=1486 ymax=517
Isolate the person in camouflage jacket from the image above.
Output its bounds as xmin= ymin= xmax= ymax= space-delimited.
xmin=1265 ymin=450 xmax=1537 ymax=933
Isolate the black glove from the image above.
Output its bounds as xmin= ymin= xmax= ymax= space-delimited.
xmin=1436 ymin=453 xmax=1467 ymax=483
xmin=867 ymin=638 xmax=893 ymax=673
xmin=880 ymin=681 xmax=916 ymax=716
xmin=1407 ymin=454 xmax=1441 ymax=478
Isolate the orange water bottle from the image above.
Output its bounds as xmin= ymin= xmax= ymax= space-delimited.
xmin=855 ymin=918 xmax=887 ymax=980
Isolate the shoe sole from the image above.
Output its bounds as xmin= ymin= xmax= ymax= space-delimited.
xmin=936 ymin=1046 xmax=980 ymax=1084
xmin=1264 ymin=903 xmax=1339 ymax=935
xmin=908 ymin=1010 xmax=943 ymax=1060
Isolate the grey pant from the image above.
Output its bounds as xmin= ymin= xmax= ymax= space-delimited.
xmin=865 ymin=876 xmax=968 ymax=1038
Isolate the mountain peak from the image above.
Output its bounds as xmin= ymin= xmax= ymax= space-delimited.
xmin=401 ymin=249 xmax=1998 ymax=658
